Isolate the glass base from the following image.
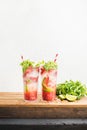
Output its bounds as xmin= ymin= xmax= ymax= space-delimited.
xmin=24 ymin=98 xmax=38 ymax=102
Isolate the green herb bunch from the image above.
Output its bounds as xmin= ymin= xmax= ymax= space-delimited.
xmin=43 ymin=61 xmax=58 ymax=71
xmin=20 ymin=60 xmax=58 ymax=73
xmin=56 ymin=80 xmax=87 ymax=101
xmin=20 ymin=60 xmax=35 ymax=73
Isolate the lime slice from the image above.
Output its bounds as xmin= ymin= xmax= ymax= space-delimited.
xmin=24 ymin=86 xmax=29 ymax=92
xmin=42 ymin=77 xmax=54 ymax=92
xmin=42 ymin=77 xmax=48 ymax=87
xmin=58 ymin=94 xmax=66 ymax=100
xmin=43 ymin=86 xmax=53 ymax=92
xmin=66 ymin=94 xmax=77 ymax=102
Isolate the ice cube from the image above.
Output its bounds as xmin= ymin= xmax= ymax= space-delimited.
xmin=29 ymin=70 xmax=38 ymax=77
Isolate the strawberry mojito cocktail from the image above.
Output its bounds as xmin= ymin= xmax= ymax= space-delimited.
xmin=41 ymin=61 xmax=58 ymax=101
xmin=20 ymin=60 xmax=39 ymax=101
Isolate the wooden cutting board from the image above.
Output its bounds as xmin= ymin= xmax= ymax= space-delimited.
xmin=0 ymin=92 xmax=87 ymax=118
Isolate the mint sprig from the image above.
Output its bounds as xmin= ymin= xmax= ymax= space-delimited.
xmin=20 ymin=60 xmax=35 ymax=73
xmin=56 ymin=80 xmax=87 ymax=100
xmin=20 ymin=60 xmax=46 ymax=73
xmin=20 ymin=60 xmax=58 ymax=72
xmin=43 ymin=61 xmax=58 ymax=71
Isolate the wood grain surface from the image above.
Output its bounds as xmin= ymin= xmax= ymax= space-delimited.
xmin=0 ymin=92 xmax=87 ymax=118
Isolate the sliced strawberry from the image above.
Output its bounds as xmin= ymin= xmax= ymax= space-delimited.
xmin=42 ymin=91 xmax=55 ymax=101
xmin=44 ymin=76 xmax=49 ymax=85
xmin=23 ymin=66 xmax=32 ymax=77
xmin=41 ymin=67 xmax=46 ymax=75
xmin=24 ymin=91 xmax=37 ymax=100
xmin=29 ymin=77 xmax=38 ymax=82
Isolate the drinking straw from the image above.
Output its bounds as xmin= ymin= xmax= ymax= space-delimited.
xmin=21 ymin=55 xmax=24 ymax=61
xmin=54 ymin=53 xmax=58 ymax=62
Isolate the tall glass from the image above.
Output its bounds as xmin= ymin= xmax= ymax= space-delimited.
xmin=41 ymin=68 xmax=57 ymax=101
xmin=23 ymin=67 xmax=39 ymax=101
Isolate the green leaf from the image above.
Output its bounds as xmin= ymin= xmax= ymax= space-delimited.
xmin=56 ymin=80 xmax=87 ymax=101
xmin=43 ymin=61 xmax=58 ymax=71
xmin=20 ymin=60 xmax=35 ymax=73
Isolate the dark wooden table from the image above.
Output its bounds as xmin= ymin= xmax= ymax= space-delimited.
xmin=0 ymin=92 xmax=87 ymax=130
xmin=0 ymin=119 xmax=87 ymax=130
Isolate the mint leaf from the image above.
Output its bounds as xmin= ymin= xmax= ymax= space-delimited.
xmin=43 ymin=61 xmax=58 ymax=71
xmin=20 ymin=60 xmax=35 ymax=73
xmin=56 ymin=80 xmax=87 ymax=101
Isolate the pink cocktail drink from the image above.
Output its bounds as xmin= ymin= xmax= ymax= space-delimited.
xmin=41 ymin=61 xmax=57 ymax=101
xmin=20 ymin=60 xmax=39 ymax=101
xmin=23 ymin=67 xmax=39 ymax=100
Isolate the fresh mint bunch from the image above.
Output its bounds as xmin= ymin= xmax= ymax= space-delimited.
xmin=56 ymin=80 xmax=87 ymax=101
xmin=20 ymin=60 xmax=46 ymax=73
xmin=20 ymin=60 xmax=35 ymax=73
xmin=20 ymin=60 xmax=58 ymax=72
xmin=43 ymin=61 xmax=58 ymax=71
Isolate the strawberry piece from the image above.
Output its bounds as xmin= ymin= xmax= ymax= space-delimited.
xmin=42 ymin=91 xmax=55 ymax=101
xmin=41 ymin=68 xmax=46 ymax=75
xmin=23 ymin=66 xmax=32 ymax=77
xmin=29 ymin=77 xmax=38 ymax=82
xmin=43 ymin=76 xmax=49 ymax=85
xmin=24 ymin=91 xmax=37 ymax=100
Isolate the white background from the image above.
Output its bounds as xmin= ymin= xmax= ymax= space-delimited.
xmin=0 ymin=0 xmax=87 ymax=92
